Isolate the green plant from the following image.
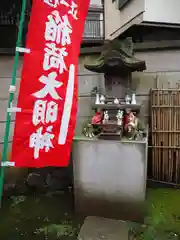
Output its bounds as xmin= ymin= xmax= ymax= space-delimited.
xmin=129 ymin=189 xmax=180 ymax=239
xmin=35 ymin=223 xmax=76 ymax=238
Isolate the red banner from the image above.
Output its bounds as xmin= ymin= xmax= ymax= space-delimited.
xmin=11 ymin=0 xmax=90 ymax=167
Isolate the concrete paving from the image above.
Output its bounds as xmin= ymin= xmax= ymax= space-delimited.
xmin=78 ymin=216 xmax=129 ymax=240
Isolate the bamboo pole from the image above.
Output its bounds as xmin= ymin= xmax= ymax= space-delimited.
xmin=165 ymin=91 xmax=169 ymax=181
xmin=152 ymin=90 xmax=155 ymax=179
xmin=163 ymin=91 xmax=165 ymax=181
xmin=154 ymin=90 xmax=157 ymax=179
xmin=174 ymin=91 xmax=178 ymax=183
xmin=159 ymin=91 xmax=161 ymax=180
xmin=0 ymin=0 xmax=27 ymax=207
xmin=170 ymin=91 xmax=173 ymax=182
xmin=177 ymin=89 xmax=180 ymax=183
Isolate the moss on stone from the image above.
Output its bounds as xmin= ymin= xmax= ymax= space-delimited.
xmin=84 ymin=38 xmax=146 ymax=73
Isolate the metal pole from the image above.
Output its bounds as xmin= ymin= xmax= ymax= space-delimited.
xmin=0 ymin=0 xmax=27 ymax=207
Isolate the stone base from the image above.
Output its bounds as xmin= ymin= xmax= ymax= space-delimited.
xmin=73 ymin=138 xmax=148 ymax=222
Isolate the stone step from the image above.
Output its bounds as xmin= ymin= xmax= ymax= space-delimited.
xmin=78 ymin=216 xmax=129 ymax=240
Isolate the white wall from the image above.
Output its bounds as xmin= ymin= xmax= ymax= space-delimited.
xmin=104 ymin=0 xmax=180 ymax=40
xmin=104 ymin=0 xmax=144 ymax=39
xmin=144 ymin=0 xmax=180 ymax=25
xmin=90 ymin=0 xmax=102 ymax=7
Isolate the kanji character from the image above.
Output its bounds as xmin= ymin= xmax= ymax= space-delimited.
xmin=68 ymin=1 xmax=78 ymax=20
xmin=32 ymin=100 xmax=47 ymax=126
xmin=43 ymin=43 xmax=68 ymax=74
xmin=44 ymin=0 xmax=59 ymax=7
xmin=60 ymin=0 xmax=69 ymax=7
xmin=29 ymin=126 xmax=55 ymax=159
xmin=45 ymin=10 xmax=72 ymax=46
xmin=32 ymin=72 xmax=63 ymax=100
xmin=32 ymin=100 xmax=58 ymax=126
xmin=46 ymin=101 xmax=58 ymax=124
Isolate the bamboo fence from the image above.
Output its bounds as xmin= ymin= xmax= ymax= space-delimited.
xmin=150 ymin=89 xmax=180 ymax=185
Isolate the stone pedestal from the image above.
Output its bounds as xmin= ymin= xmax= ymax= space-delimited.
xmin=73 ymin=137 xmax=148 ymax=222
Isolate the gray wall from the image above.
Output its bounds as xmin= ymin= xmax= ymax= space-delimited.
xmin=0 ymin=56 xmax=21 ymax=156
xmin=76 ymin=55 xmax=104 ymax=135
xmin=132 ymin=49 xmax=180 ymax=124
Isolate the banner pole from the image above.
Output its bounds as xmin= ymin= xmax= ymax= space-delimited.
xmin=0 ymin=0 xmax=27 ymax=207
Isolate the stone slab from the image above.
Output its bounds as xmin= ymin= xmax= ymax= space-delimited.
xmin=78 ymin=216 xmax=129 ymax=240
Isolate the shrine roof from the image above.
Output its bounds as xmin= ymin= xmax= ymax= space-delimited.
xmin=84 ymin=38 xmax=146 ymax=73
